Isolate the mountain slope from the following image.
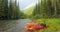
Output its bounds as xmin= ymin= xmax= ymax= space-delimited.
xmin=24 ymin=6 xmax=34 ymax=15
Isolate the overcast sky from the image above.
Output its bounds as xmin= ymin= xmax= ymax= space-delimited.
xmin=17 ymin=0 xmax=37 ymax=10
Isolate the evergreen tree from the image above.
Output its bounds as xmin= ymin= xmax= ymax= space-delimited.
xmin=32 ymin=0 xmax=60 ymax=18
xmin=0 ymin=0 xmax=9 ymax=19
xmin=32 ymin=0 xmax=41 ymax=18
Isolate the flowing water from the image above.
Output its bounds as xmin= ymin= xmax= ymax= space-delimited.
xmin=0 ymin=19 xmax=31 ymax=32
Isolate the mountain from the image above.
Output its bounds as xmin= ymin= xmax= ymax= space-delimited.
xmin=18 ymin=0 xmax=38 ymax=10
xmin=24 ymin=6 xmax=34 ymax=15
xmin=21 ymin=3 xmax=37 ymax=15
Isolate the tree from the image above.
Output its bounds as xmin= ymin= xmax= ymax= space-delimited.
xmin=8 ymin=0 xmax=27 ymax=19
xmin=32 ymin=0 xmax=41 ymax=18
xmin=0 ymin=0 xmax=9 ymax=19
xmin=32 ymin=0 xmax=60 ymax=18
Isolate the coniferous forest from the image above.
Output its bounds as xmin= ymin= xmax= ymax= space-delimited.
xmin=32 ymin=0 xmax=60 ymax=19
xmin=0 ymin=0 xmax=60 ymax=19
xmin=0 ymin=0 xmax=60 ymax=32
xmin=0 ymin=0 xmax=27 ymax=20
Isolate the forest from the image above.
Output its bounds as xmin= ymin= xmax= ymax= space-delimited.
xmin=0 ymin=0 xmax=27 ymax=20
xmin=0 ymin=0 xmax=60 ymax=32
xmin=31 ymin=0 xmax=60 ymax=19
xmin=0 ymin=0 xmax=60 ymax=20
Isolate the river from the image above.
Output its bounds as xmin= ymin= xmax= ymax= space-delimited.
xmin=0 ymin=19 xmax=31 ymax=32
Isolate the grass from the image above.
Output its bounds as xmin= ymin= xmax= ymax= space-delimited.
xmin=33 ymin=18 xmax=60 ymax=32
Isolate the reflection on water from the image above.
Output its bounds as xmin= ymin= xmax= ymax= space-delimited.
xmin=0 ymin=19 xmax=30 ymax=32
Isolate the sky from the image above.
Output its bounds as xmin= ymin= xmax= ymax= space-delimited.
xmin=17 ymin=0 xmax=38 ymax=10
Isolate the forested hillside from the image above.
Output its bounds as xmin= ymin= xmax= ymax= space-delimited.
xmin=26 ymin=0 xmax=60 ymax=19
xmin=0 ymin=0 xmax=27 ymax=20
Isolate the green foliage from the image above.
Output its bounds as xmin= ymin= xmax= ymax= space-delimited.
xmin=31 ymin=0 xmax=60 ymax=19
xmin=32 ymin=14 xmax=41 ymax=19
xmin=32 ymin=2 xmax=41 ymax=16
xmin=19 ymin=12 xmax=28 ymax=19
xmin=0 ymin=0 xmax=27 ymax=19
xmin=8 ymin=0 xmax=28 ymax=19
xmin=24 ymin=7 xmax=34 ymax=15
xmin=34 ymin=18 xmax=60 ymax=32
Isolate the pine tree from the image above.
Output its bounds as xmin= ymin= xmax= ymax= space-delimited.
xmin=0 ymin=0 xmax=9 ymax=19
xmin=32 ymin=0 xmax=41 ymax=18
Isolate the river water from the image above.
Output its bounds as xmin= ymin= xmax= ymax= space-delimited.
xmin=0 ymin=19 xmax=31 ymax=32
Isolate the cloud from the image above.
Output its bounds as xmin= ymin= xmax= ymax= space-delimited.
xmin=23 ymin=2 xmax=36 ymax=10
xmin=17 ymin=0 xmax=38 ymax=10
